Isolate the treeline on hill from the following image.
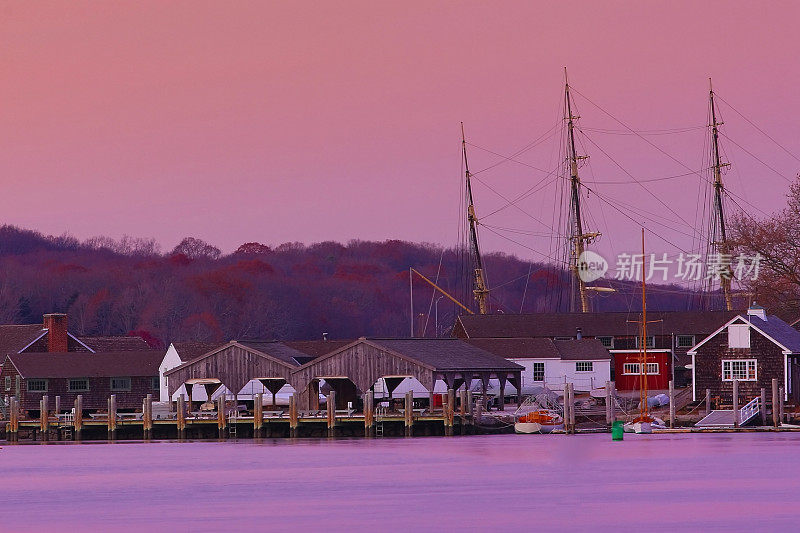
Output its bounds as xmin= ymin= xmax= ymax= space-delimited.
xmin=0 ymin=225 xmax=706 ymax=346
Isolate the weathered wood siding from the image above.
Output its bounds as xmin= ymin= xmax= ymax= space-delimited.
xmin=694 ymin=327 xmax=785 ymax=402
xmin=290 ymin=342 xmax=435 ymax=393
xmin=166 ymin=345 xmax=293 ymax=397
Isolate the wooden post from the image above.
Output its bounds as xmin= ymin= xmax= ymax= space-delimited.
xmin=217 ymin=395 xmax=226 ymax=438
xmin=254 ymin=393 xmax=263 ymax=438
xmin=772 ymin=378 xmax=780 ymax=427
xmin=760 ymin=388 xmax=767 ymax=426
xmin=40 ymin=395 xmax=49 ymax=441
xmin=289 ymin=394 xmax=298 ymax=437
xmin=428 ymin=390 xmax=436 ymax=414
xmin=779 ymin=386 xmax=785 ymax=424
xmin=404 ymin=390 xmax=413 ymax=436
xmin=74 ymin=395 xmax=83 ymax=441
xmin=668 ymin=380 xmax=675 ymax=429
xmin=569 ymin=383 xmax=576 ymax=434
xmin=459 ymin=389 xmax=467 ymax=418
xmin=732 ymin=379 xmax=739 ymax=428
xmin=326 ymin=390 xmax=336 ymax=437
xmin=364 ymin=391 xmax=374 ymax=437
xmin=54 ymin=396 xmax=61 ymax=419
xmin=498 ymin=380 xmax=506 ymax=412
xmin=177 ymin=395 xmax=186 ymax=439
xmin=446 ymin=388 xmax=454 ymax=436
xmin=108 ymin=395 xmax=117 ymax=440
xmin=8 ymin=396 xmax=17 ymax=442
xmin=705 ymin=388 xmax=711 ymax=415
xmin=143 ymin=394 xmax=153 ymax=439
xmin=605 ymin=381 xmax=613 ymax=426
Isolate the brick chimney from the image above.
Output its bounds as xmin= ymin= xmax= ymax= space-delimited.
xmin=43 ymin=313 xmax=68 ymax=352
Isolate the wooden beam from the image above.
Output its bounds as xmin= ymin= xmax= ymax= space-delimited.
xmin=404 ymin=390 xmax=413 ymax=436
xmin=74 ymin=395 xmax=83 ymax=441
xmin=177 ymin=395 xmax=186 ymax=439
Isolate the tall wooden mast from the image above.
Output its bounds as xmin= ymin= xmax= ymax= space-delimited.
xmin=564 ymin=68 xmax=600 ymax=313
xmin=708 ymin=78 xmax=733 ymax=311
xmin=461 ymin=123 xmax=490 ymax=314
xmin=638 ymin=228 xmax=649 ymax=422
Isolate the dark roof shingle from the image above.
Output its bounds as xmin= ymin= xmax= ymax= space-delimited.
xmin=0 ymin=324 xmax=47 ymax=355
xmin=366 ymin=338 xmax=523 ymax=371
xmin=80 ymin=336 xmax=152 ymax=352
xmin=6 ymin=351 xmax=164 ymax=378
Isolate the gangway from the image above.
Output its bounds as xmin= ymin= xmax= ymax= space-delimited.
xmin=695 ymin=397 xmax=761 ymax=427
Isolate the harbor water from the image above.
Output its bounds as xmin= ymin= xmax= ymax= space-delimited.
xmin=4 ymin=433 xmax=800 ymax=531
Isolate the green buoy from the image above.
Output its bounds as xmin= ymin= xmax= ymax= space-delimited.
xmin=612 ymin=420 xmax=624 ymax=441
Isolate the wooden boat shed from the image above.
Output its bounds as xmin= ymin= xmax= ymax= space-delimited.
xmin=165 ymin=338 xmax=524 ymax=410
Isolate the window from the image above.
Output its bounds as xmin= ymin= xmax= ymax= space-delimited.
xmin=532 ymin=362 xmax=545 ymax=382
xmin=4 ymin=376 xmax=10 ymax=391
xmin=637 ymin=336 xmax=656 ymax=348
xmin=110 ymin=377 xmax=131 ymax=391
xmin=722 ymin=359 xmax=757 ymax=381
xmin=151 ymin=376 xmax=160 ymax=390
xmin=623 ymin=363 xmax=659 ymax=375
xmin=68 ymin=378 xmax=89 ymax=392
xmin=575 ymin=361 xmax=593 ymax=372
xmin=27 ymin=379 xmax=47 ymax=392
xmin=597 ymin=336 xmax=614 ymax=348
xmin=676 ymin=335 xmax=695 ymax=348
xmin=728 ymin=325 xmax=751 ymax=349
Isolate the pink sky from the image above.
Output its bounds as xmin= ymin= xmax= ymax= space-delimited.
xmin=1 ymin=1 xmax=798 ymax=258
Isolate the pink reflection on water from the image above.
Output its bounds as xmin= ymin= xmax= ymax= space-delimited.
xmin=3 ymin=434 xmax=800 ymax=531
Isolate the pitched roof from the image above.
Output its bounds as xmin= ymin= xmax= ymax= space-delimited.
xmin=749 ymin=315 xmax=800 ymax=353
xmin=454 ymin=311 xmax=741 ymax=338
xmin=80 ymin=336 xmax=152 ymax=352
xmin=236 ymin=340 xmax=319 ymax=367
xmin=283 ymin=340 xmax=353 ymax=358
xmin=0 ymin=324 xmax=47 ymax=355
xmin=465 ymin=337 xmax=610 ymax=361
xmin=6 ymin=351 xmax=164 ymax=378
xmin=364 ymin=338 xmax=524 ymax=371
xmin=553 ymin=339 xmax=611 ymax=360
xmin=170 ymin=342 xmax=222 ymax=362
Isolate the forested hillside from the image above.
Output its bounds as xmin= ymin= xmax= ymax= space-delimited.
xmin=0 ymin=225 xmax=703 ymax=345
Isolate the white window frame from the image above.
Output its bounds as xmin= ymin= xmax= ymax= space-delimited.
xmin=722 ymin=359 xmax=757 ymax=381
xmin=151 ymin=376 xmax=160 ymax=391
xmin=623 ymin=363 xmax=659 ymax=375
xmin=27 ymin=379 xmax=48 ymax=392
xmin=728 ymin=325 xmax=751 ymax=349
xmin=532 ymin=362 xmax=545 ymax=382
xmin=676 ymin=335 xmax=695 ymax=348
xmin=68 ymin=378 xmax=90 ymax=392
xmin=4 ymin=375 xmax=10 ymax=391
xmin=110 ymin=377 xmax=132 ymax=392
xmin=636 ymin=336 xmax=656 ymax=349
xmin=575 ymin=361 xmax=593 ymax=372
xmin=597 ymin=336 xmax=614 ymax=349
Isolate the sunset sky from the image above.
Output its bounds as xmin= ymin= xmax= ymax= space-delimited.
xmin=1 ymin=1 xmax=798 ymax=260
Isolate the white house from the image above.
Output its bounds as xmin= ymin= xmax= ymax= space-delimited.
xmin=159 ymin=342 xmax=220 ymax=402
xmin=466 ymin=337 xmax=612 ymax=392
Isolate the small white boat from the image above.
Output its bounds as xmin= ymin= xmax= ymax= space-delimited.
xmin=623 ymin=416 xmax=666 ymax=433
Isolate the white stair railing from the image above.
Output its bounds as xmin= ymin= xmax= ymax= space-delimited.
xmin=739 ymin=397 xmax=760 ymax=424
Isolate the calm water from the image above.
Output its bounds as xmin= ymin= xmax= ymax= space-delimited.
xmin=3 ymin=433 xmax=800 ymax=532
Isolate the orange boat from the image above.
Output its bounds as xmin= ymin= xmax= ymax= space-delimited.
xmin=515 ymin=410 xmax=564 ymax=434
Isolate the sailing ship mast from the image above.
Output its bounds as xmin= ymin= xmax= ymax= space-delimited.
xmin=564 ymin=68 xmax=600 ymax=313
xmin=708 ymin=78 xmax=734 ymax=311
xmin=637 ymin=228 xmax=650 ymax=422
xmin=461 ymin=123 xmax=490 ymax=314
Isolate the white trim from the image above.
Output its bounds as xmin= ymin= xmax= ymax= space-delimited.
xmin=609 ymin=349 xmax=670 ymax=353
xmin=17 ymin=330 xmax=48 ymax=353
xmin=68 ymin=333 xmax=96 ymax=353
xmin=785 ymin=353 xmax=789 ymax=402
xmin=622 ymin=362 xmax=659 ymax=375
xmin=688 ymin=314 xmax=795 ymax=355
xmin=721 ymin=359 xmax=757 ymax=381
xmin=692 ymin=352 xmax=696 ymax=401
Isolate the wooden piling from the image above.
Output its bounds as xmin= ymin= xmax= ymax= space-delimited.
xmin=446 ymin=388 xmax=455 ymax=436
xmin=74 ymin=395 xmax=83 ymax=441
xmin=567 ymin=383 xmax=576 ymax=434
xmin=429 ymin=390 xmax=436 ymax=415
xmin=772 ymin=378 xmax=780 ymax=427
xmin=54 ymin=396 xmax=61 ymax=420
xmin=218 ymin=395 xmax=227 ymax=438
xmin=732 ymin=379 xmax=739 ymax=428
xmin=705 ymin=388 xmax=711 ymax=415
xmin=498 ymin=381 xmax=506 ymax=411
xmin=668 ymin=380 xmax=675 ymax=429
xmin=364 ymin=391 xmax=374 ymax=437
xmin=289 ymin=394 xmax=298 ymax=437
xmin=605 ymin=381 xmax=613 ymax=425
xmin=40 ymin=395 xmax=49 ymax=441
xmin=779 ymin=387 xmax=785 ymax=424
xmin=177 ymin=395 xmax=186 ymax=439
xmin=108 ymin=395 xmax=117 ymax=440
xmin=254 ymin=393 xmax=263 ymax=438
xmin=327 ymin=391 xmax=336 ymax=437
xmin=8 ymin=397 xmax=18 ymax=442
xmin=459 ymin=389 xmax=467 ymax=418
xmin=760 ymin=388 xmax=767 ymax=426
xmin=404 ymin=390 xmax=414 ymax=436
xmin=143 ymin=394 xmax=153 ymax=439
